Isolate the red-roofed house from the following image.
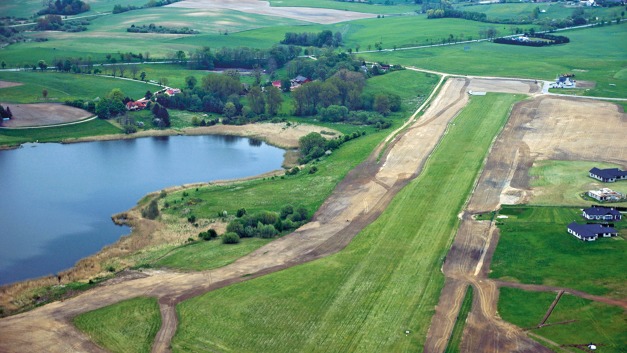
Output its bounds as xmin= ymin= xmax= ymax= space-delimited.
xmin=165 ymin=88 xmax=181 ymax=96
xmin=272 ymin=80 xmax=282 ymax=89
xmin=126 ymin=100 xmax=148 ymax=111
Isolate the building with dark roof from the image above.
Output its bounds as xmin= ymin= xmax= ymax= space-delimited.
xmin=567 ymin=222 xmax=618 ymax=241
xmin=582 ymin=206 xmax=622 ymax=221
xmin=589 ymin=167 xmax=627 ymax=183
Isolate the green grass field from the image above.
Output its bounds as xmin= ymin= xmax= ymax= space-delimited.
xmin=498 ymin=287 xmax=626 ymax=353
xmin=362 ymin=23 xmax=627 ymax=98
xmin=0 ymin=119 xmax=121 ymax=147
xmin=455 ymin=2 xmax=623 ymax=22
xmin=0 ymin=71 xmax=155 ymax=103
xmin=528 ymin=160 xmax=627 ymax=207
xmin=146 ymin=238 xmax=273 ymax=271
xmin=490 ymin=205 xmax=627 ymax=297
xmin=169 ymin=93 xmax=522 ymax=352
xmin=444 ymin=286 xmax=473 ymax=353
xmin=268 ymin=0 xmax=422 ymax=14
xmin=73 ymin=296 xmax=161 ymax=353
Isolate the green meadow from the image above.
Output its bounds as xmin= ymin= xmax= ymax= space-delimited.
xmin=0 ymin=71 xmax=155 ymax=103
xmin=362 ymin=23 xmax=627 ymax=98
xmin=490 ymin=205 xmax=627 ymax=297
xmin=498 ymin=287 xmax=626 ymax=353
xmin=169 ymin=93 xmax=522 ymax=352
xmin=73 ymin=297 xmax=161 ymax=353
xmin=0 ymin=119 xmax=121 ymax=147
xmin=268 ymin=0 xmax=421 ymax=14
xmin=456 ymin=2 xmax=622 ymax=22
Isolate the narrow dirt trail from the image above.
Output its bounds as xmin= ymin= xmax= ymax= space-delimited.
xmin=0 ymin=78 xmax=472 ymax=353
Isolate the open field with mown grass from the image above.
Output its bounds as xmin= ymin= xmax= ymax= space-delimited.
xmin=0 ymin=0 xmax=148 ymax=18
xmin=0 ymin=119 xmax=121 ymax=146
xmin=498 ymin=287 xmax=626 ymax=353
xmin=528 ymin=160 xmax=627 ymax=207
xmin=0 ymin=71 xmax=154 ymax=103
xmin=73 ymin=296 xmax=161 ymax=353
xmin=166 ymin=93 xmax=521 ymax=352
xmin=490 ymin=205 xmax=627 ymax=297
xmin=444 ymin=286 xmax=473 ymax=353
xmin=363 ymin=23 xmax=627 ymax=98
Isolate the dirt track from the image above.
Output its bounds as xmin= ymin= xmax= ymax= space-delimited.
xmin=168 ymin=0 xmax=374 ymax=24
xmin=424 ymin=92 xmax=626 ymax=353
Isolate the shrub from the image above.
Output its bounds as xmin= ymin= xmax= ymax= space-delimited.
xmin=198 ymin=229 xmax=218 ymax=241
xmin=141 ymin=199 xmax=159 ymax=219
xmin=222 ymin=232 xmax=240 ymax=244
xmin=236 ymin=208 xmax=247 ymax=217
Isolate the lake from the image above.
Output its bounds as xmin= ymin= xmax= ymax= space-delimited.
xmin=0 ymin=135 xmax=285 ymax=285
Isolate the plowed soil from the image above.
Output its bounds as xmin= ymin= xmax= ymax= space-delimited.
xmin=168 ymin=0 xmax=374 ymax=24
xmin=0 ymin=103 xmax=92 ymax=127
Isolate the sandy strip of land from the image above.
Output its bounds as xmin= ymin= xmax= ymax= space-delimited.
xmin=0 ymin=81 xmax=23 ymax=89
xmin=66 ymin=121 xmax=338 ymax=149
xmin=167 ymin=0 xmax=375 ymax=24
xmin=424 ymin=95 xmax=626 ymax=353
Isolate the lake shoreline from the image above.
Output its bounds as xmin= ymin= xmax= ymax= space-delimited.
xmin=0 ymin=122 xmax=338 ymax=314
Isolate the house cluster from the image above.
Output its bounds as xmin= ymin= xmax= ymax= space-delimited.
xmin=125 ymin=87 xmax=182 ymax=111
xmin=548 ymin=74 xmax=576 ymax=89
xmin=567 ymin=206 xmax=622 ymax=241
xmin=587 ymin=167 xmax=627 ymax=202
xmin=360 ymin=62 xmax=390 ymax=75
xmin=271 ymin=75 xmax=311 ymax=91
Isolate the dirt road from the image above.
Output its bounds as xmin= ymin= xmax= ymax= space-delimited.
xmin=424 ymin=93 xmax=626 ymax=353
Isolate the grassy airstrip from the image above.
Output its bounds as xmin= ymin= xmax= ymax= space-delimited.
xmin=73 ymin=297 xmax=161 ymax=353
xmin=498 ymin=288 xmax=626 ymax=353
xmin=490 ymin=205 xmax=626 ymax=297
xmin=164 ymin=94 xmax=522 ymax=353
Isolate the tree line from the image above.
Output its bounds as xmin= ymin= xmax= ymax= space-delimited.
xmin=280 ymin=30 xmax=343 ymax=48
xmin=112 ymin=0 xmax=182 ymax=14
xmin=493 ymin=33 xmax=570 ymax=47
xmin=127 ymin=23 xmax=199 ymax=35
xmin=38 ymin=0 xmax=90 ymax=16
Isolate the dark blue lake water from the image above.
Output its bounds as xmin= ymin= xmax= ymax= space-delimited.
xmin=0 ymin=135 xmax=284 ymax=285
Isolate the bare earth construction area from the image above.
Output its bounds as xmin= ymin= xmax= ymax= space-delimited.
xmin=168 ymin=0 xmax=375 ymax=24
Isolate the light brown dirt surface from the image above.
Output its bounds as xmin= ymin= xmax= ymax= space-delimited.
xmin=0 ymin=80 xmax=23 ymax=89
xmin=0 ymin=77 xmax=470 ymax=353
xmin=424 ymin=95 xmax=626 ymax=353
xmin=67 ymin=122 xmax=339 ymax=149
xmin=0 ymin=103 xmax=92 ymax=127
xmin=168 ymin=0 xmax=375 ymax=24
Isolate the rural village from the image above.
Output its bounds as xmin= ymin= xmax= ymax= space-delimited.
xmin=0 ymin=0 xmax=625 ymax=353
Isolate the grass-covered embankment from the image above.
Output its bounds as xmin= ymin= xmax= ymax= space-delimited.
xmin=73 ymin=296 xmax=161 ymax=353
xmin=498 ymin=287 xmax=626 ymax=353
xmin=490 ymin=205 xmax=627 ymax=297
xmin=169 ymin=93 xmax=522 ymax=352
xmin=444 ymin=286 xmax=474 ymax=353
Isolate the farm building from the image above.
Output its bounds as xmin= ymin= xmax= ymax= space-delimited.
xmin=567 ymin=222 xmax=618 ymax=241
xmin=548 ymin=75 xmax=575 ymax=89
xmin=587 ymin=188 xmax=625 ymax=202
xmin=126 ymin=100 xmax=148 ymax=111
xmin=589 ymin=167 xmax=627 ymax=182
xmin=582 ymin=206 xmax=622 ymax=221
xmin=165 ymin=88 xmax=181 ymax=96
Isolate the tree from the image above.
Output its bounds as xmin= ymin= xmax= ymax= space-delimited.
xmin=38 ymin=60 xmax=48 ymax=71
xmin=42 ymin=89 xmax=48 ymax=100
xmin=247 ymin=86 xmax=265 ymax=115
xmin=185 ymin=75 xmax=197 ymax=89
xmin=264 ymin=85 xmax=283 ymax=116
xmin=281 ymin=79 xmax=291 ymax=93
xmin=130 ymin=65 xmax=140 ymax=79
xmin=141 ymin=199 xmax=159 ymax=219
xmin=176 ymin=50 xmax=186 ymax=63
xmin=222 ymin=232 xmax=240 ymax=244
xmin=374 ymin=94 xmax=390 ymax=115
xmin=110 ymin=65 xmax=118 ymax=77
xmin=118 ymin=64 xmax=126 ymax=77
xmin=1 ymin=61 xmax=5 ymax=69
xmin=140 ymin=71 xmax=146 ymax=81
xmin=223 ymin=102 xmax=236 ymax=118
xmin=299 ymin=132 xmax=326 ymax=159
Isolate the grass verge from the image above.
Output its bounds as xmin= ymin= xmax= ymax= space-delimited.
xmin=169 ymin=93 xmax=522 ymax=352
xmin=73 ymin=296 xmax=161 ymax=353
xmin=444 ymin=286 xmax=474 ymax=353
